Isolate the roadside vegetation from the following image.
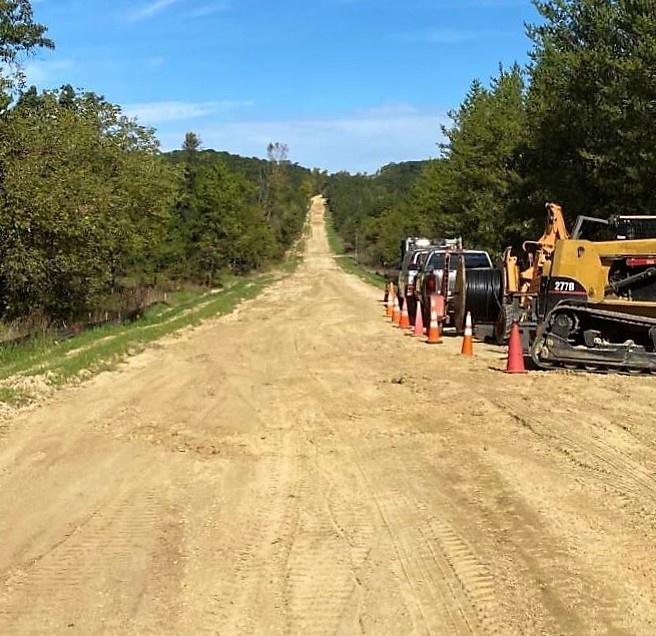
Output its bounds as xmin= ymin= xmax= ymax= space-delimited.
xmin=325 ymin=210 xmax=386 ymax=288
xmin=325 ymin=0 xmax=656 ymax=267
xmin=0 ymin=276 xmax=275 ymax=406
xmin=0 ymin=1 xmax=323 ymax=396
xmin=0 ymin=3 xmax=323 ymax=330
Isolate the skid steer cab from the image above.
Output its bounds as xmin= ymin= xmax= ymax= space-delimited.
xmin=458 ymin=203 xmax=656 ymax=351
xmin=531 ymin=225 xmax=656 ymax=372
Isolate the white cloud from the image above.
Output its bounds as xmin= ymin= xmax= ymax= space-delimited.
xmin=24 ymin=59 xmax=76 ymax=86
xmin=154 ymin=108 xmax=448 ymax=174
xmin=184 ymin=2 xmax=231 ymax=19
xmin=122 ymin=100 xmax=253 ymax=124
xmin=358 ymin=103 xmax=420 ymax=118
xmin=128 ymin=0 xmax=181 ymax=22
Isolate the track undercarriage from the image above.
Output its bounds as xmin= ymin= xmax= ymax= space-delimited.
xmin=530 ymin=303 xmax=656 ymax=373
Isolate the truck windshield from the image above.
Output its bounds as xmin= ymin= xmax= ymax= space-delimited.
xmin=426 ymin=252 xmax=445 ymax=270
xmin=427 ymin=251 xmax=490 ymax=270
xmin=452 ymin=253 xmax=491 ymax=268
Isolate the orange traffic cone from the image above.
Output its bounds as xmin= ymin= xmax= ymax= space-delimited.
xmin=386 ymin=283 xmax=394 ymax=318
xmin=505 ymin=320 xmax=527 ymax=373
xmin=413 ymin=299 xmax=424 ymax=337
xmin=399 ymin=299 xmax=410 ymax=329
xmin=432 ymin=293 xmax=445 ymax=322
xmin=461 ymin=311 xmax=474 ymax=356
xmin=392 ymin=294 xmax=401 ymax=325
xmin=426 ymin=303 xmax=442 ymax=344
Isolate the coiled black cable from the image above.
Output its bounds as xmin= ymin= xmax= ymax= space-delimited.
xmin=463 ymin=269 xmax=504 ymax=323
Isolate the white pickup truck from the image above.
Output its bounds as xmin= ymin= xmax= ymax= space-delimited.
xmin=415 ymin=247 xmax=493 ymax=330
xmin=397 ymin=237 xmax=463 ymax=325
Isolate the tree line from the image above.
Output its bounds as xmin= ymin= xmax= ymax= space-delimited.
xmin=0 ymin=2 xmax=315 ymax=324
xmin=326 ymin=0 xmax=656 ymax=266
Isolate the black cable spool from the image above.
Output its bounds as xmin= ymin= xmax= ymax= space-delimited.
xmin=455 ymin=265 xmax=505 ymax=330
xmin=466 ymin=268 xmax=505 ymax=322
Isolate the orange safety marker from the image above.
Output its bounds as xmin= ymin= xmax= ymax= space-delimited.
xmin=426 ymin=300 xmax=442 ymax=344
xmin=413 ymin=299 xmax=424 ymax=337
xmin=432 ymin=293 xmax=446 ymax=322
xmin=505 ymin=320 xmax=527 ymax=373
xmin=385 ymin=283 xmax=394 ymax=318
xmin=392 ymin=294 xmax=401 ymax=325
xmin=461 ymin=311 xmax=474 ymax=356
xmin=399 ymin=299 xmax=411 ymax=329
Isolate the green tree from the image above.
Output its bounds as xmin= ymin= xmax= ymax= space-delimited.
xmin=0 ymin=86 xmax=178 ymax=318
xmin=527 ymin=0 xmax=656 ymax=217
xmin=187 ymin=161 xmax=275 ymax=284
xmin=412 ymin=65 xmax=529 ymax=255
xmin=0 ymin=0 xmax=54 ymax=98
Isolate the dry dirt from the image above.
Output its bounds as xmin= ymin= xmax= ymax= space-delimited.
xmin=1 ymin=196 xmax=656 ymax=635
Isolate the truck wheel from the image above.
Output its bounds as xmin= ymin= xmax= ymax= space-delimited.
xmin=494 ymin=304 xmax=516 ymax=345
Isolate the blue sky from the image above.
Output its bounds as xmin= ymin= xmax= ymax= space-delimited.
xmin=26 ymin=0 xmax=538 ymax=173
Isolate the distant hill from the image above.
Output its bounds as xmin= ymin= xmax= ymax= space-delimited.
xmin=164 ymin=149 xmax=311 ymax=190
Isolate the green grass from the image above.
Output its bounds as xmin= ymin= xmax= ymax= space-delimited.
xmin=324 ymin=212 xmax=386 ymax=289
xmin=0 ymin=386 xmax=28 ymax=406
xmin=0 ymin=221 xmax=306 ymax=406
xmin=0 ymin=274 xmax=276 ymax=403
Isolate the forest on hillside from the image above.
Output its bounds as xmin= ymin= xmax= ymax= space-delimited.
xmin=325 ymin=0 xmax=656 ymax=267
xmin=0 ymin=2 xmax=320 ymax=325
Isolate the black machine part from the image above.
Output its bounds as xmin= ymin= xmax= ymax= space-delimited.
xmin=531 ymin=303 xmax=656 ymax=372
xmin=571 ymin=214 xmax=656 ymax=241
xmin=605 ymin=266 xmax=656 ymax=296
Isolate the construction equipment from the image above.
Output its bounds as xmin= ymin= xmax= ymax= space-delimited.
xmin=457 ymin=203 xmax=656 ymax=346
xmin=490 ymin=202 xmax=570 ymax=342
xmin=417 ymin=242 xmax=492 ymax=331
xmin=530 ymin=235 xmax=656 ymax=372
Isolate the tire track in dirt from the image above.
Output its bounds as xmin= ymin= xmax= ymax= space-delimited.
xmin=277 ymin=389 xmax=372 ymax=635
xmin=497 ymin=393 xmax=656 ymax=510
xmin=182 ymin=428 xmax=303 ymax=636
xmin=333 ymin=357 xmax=634 ymax=634
xmin=354 ymin=444 xmax=503 ymax=636
xmin=422 ymin=442 xmax=627 ymax=634
xmin=282 ymin=438 xmax=385 ymax=635
xmin=0 ymin=482 xmax=176 ymax=635
xmin=454 ymin=392 xmax=648 ymax=633
xmin=263 ymin=329 xmax=385 ymax=636
xmin=289 ymin=331 xmax=502 ymax=635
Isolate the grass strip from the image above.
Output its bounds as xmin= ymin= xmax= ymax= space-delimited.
xmin=0 ymin=219 xmax=304 ymax=405
xmin=0 ymin=275 xmax=273 ymax=394
xmin=324 ymin=212 xmax=386 ymax=288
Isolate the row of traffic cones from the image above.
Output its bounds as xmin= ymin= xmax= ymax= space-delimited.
xmin=383 ymin=281 xmax=527 ymax=372
xmin=384 ymin=284 xmax=450 ymax=348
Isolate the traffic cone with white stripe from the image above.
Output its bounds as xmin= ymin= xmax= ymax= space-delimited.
xmin=426 ymin=300 xmax=442 ymax=344
xmin=392 ymin=294 xmax=401 ymax=325
xmin=461 ymin=311 xmax=474 ymax=356
xmin=413 ymin=299 xmax=425 ymax=337
xmin=399 ymin=298 xmax=410 ymax=329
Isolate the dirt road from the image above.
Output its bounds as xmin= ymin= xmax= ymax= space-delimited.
xmin=1 ymin=196 xmax=656 ymax=635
